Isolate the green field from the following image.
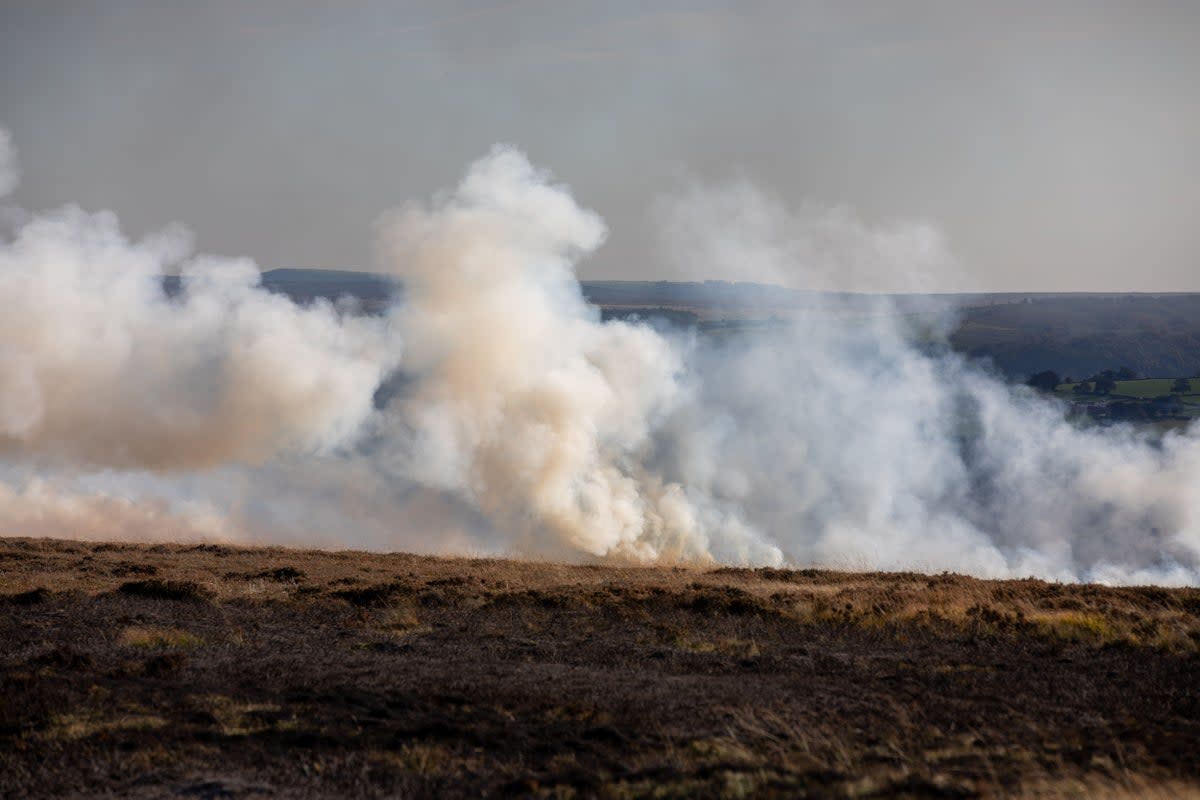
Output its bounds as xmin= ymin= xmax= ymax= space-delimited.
xmin=1056 ymin=378 xmax=1200 ymax=400
xmin=1054 ymin=380 xmax=1200 ymax=424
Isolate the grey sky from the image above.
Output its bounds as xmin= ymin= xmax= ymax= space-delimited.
xmin=2 ymin=1 xmax=1198 ymax=291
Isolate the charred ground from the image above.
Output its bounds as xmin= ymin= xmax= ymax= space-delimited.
xmin=1 ymin=537 xmax=1198 ymax=798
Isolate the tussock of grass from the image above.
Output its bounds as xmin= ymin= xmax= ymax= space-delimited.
xmin=1030 ymin=611 xmax=1115 ymax=642
xmin=233 ymin=565 xmax=305 ymax=582
xmin=3 ymin=587 xmax=52 ymax=605
xmin=1022 ymin=776 xmax=1200 ymax=799
xmin=120 ymin=625 xmax=202 ymax=649
xmin=377 ymin=605 xmax=422 ymax=633
xmin=200 ymin=696 xmax=293 ymax=737
xmin=44 ymin=710 xmax=167 ymax=741
xmin=374 ymin=743 xmax=455 ymax=777
xmin=117 ymin=579 xmax=213 ymax=602
xmin=670 ymin=635 xmax=760 ymax=657
xmin=333 ymin=581 xmax=413 ymax=608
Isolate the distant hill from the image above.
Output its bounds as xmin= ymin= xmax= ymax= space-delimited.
xmin=163 ymin=269 xmax=1200 ymax=381
xmin=260 ymin=269 xmax=395 ymax=307
xmin=161 ymin=269 xmax=397 ymax=312
xmin=950 ymin=294 xmax=1200 ymax=379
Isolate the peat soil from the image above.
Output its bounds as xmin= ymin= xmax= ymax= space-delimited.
xmin=1 ymin=537 xmax=1198 ymax=798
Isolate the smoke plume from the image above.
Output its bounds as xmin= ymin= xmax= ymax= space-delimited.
xmin=0 ymin=207 xmax=395 ymax=471
xmin=1 ymin=127 xmax=1197 ymax=585
xmin=372 ymin=147 xmax=777 ymax=563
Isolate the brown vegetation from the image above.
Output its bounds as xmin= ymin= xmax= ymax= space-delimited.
xmin=1 ymin=536 xmax=1198 ymax=798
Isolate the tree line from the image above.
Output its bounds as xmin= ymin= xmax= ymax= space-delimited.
xmin=1025 ymin=368 xmax=1193 ymax=396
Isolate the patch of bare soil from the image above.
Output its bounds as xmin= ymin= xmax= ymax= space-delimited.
xmin=1 ymin=537 xmax=1198 ymax=798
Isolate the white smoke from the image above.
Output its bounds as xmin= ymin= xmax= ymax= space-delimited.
xmin=0 ymin=205 xmax=396 ymax=470
xmin=1 ymin=126 xmax=1197 ymax=585
xmin=373 ymin=146 xmax=778 ymax=563
xmin=0 ymin=129 xmax=18 ymax=198
xmin=654 ymin=179 xmax=956 ymax=292
xmin=672 ymin=310 xmax=1200 ymax=583
xmin=0 ymin=477 xmax=235 ymax=544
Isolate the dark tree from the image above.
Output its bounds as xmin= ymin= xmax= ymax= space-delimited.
xmin=1150 ymin=395 xmax=1183 ymax=418
xmin=1089 ymin=370 xmax=1117 ymax=395
xmin=1026 ymin=370 xmax=1061 ymax=392
xmin=1108 ymin=401 xmax=1147 ymax=421
xmin=1115 ymin=366 xmax=1139 ymax=381
xmin=1073 ymin=381 xmax=1093 ymax=395
xmin=1172 ymin=377 xmax=1192 ymax=393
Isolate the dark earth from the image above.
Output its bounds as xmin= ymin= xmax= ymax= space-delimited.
xmin=2 ymin=537 xmax=1198 ymax=798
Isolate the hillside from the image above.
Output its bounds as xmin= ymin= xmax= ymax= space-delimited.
xmin=950 ymin=294 xmax=1200 ymax=380
xmin=2 ymin=537 xmax=1198 ymax=798
xmin=237 ymin=271 xmax=1200 ymax=381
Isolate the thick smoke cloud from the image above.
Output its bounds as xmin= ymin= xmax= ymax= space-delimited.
xmin=675 ymin=315 xmax=1200 ymax=584
xmin=373 ymin=147 xmax=777 ymax=563
xmin=0 ymin=203 xmax=395 ymax=471
xmin=1 ymin=127 xmax=1197 ymax=585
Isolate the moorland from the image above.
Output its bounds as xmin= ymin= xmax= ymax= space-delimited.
xmin=2 ymin=536 xmax=1198 ymax=798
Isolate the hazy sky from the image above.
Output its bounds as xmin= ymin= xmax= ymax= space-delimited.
xmin=2 ymin=1 xmax=1198 ymax=291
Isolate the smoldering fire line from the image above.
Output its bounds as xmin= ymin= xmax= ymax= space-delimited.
xmin=0 ymin=129 xmax=1197 ymax=585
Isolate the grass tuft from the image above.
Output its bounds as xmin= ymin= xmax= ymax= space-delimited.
xmin=120 ymin=625 xmax=202 ymax=649
xmin=334 ymin=581 xmax=412 ymax=608
xmin=4 ymin=587 xmax=52 ymax=605
xmin=117 ymin=579 xmax=214 ymax=602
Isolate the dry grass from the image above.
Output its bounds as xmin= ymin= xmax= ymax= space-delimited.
xmin=42 ymin=710 xmax=168 ymax=741
xmin=119 ymin=625 xmax=203 ymax=649
xmin=1 ymin=536 xmax=1198 ymax=798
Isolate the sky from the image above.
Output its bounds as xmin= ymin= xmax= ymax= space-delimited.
xmin=2 ymin=0 xmax=1198 ymax=292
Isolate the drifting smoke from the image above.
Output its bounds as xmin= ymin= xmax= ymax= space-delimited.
xmin=654 ymin=178 xmax=956 ymax=292
xmin=0 ymin=157 xmax=395 ymax=469
xmin=0 ymin=129 xmax=18 ymax=198
xmin=1 ymin=128 xmax=1198 ymax=584
xmin=0 ymin=478 xmax=233 ymax=545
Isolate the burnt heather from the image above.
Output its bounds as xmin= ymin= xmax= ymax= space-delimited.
xmin=1 ymin=537 xmax=1198 ymax=798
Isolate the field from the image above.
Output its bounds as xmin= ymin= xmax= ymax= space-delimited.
xmin=2 ymin=537 xmax=1199 ymax=798
xmin=1056 ymin=379 xmax=1200 ymax=401
xmin=1054 ymin=380 xmax=1200 ymax=428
